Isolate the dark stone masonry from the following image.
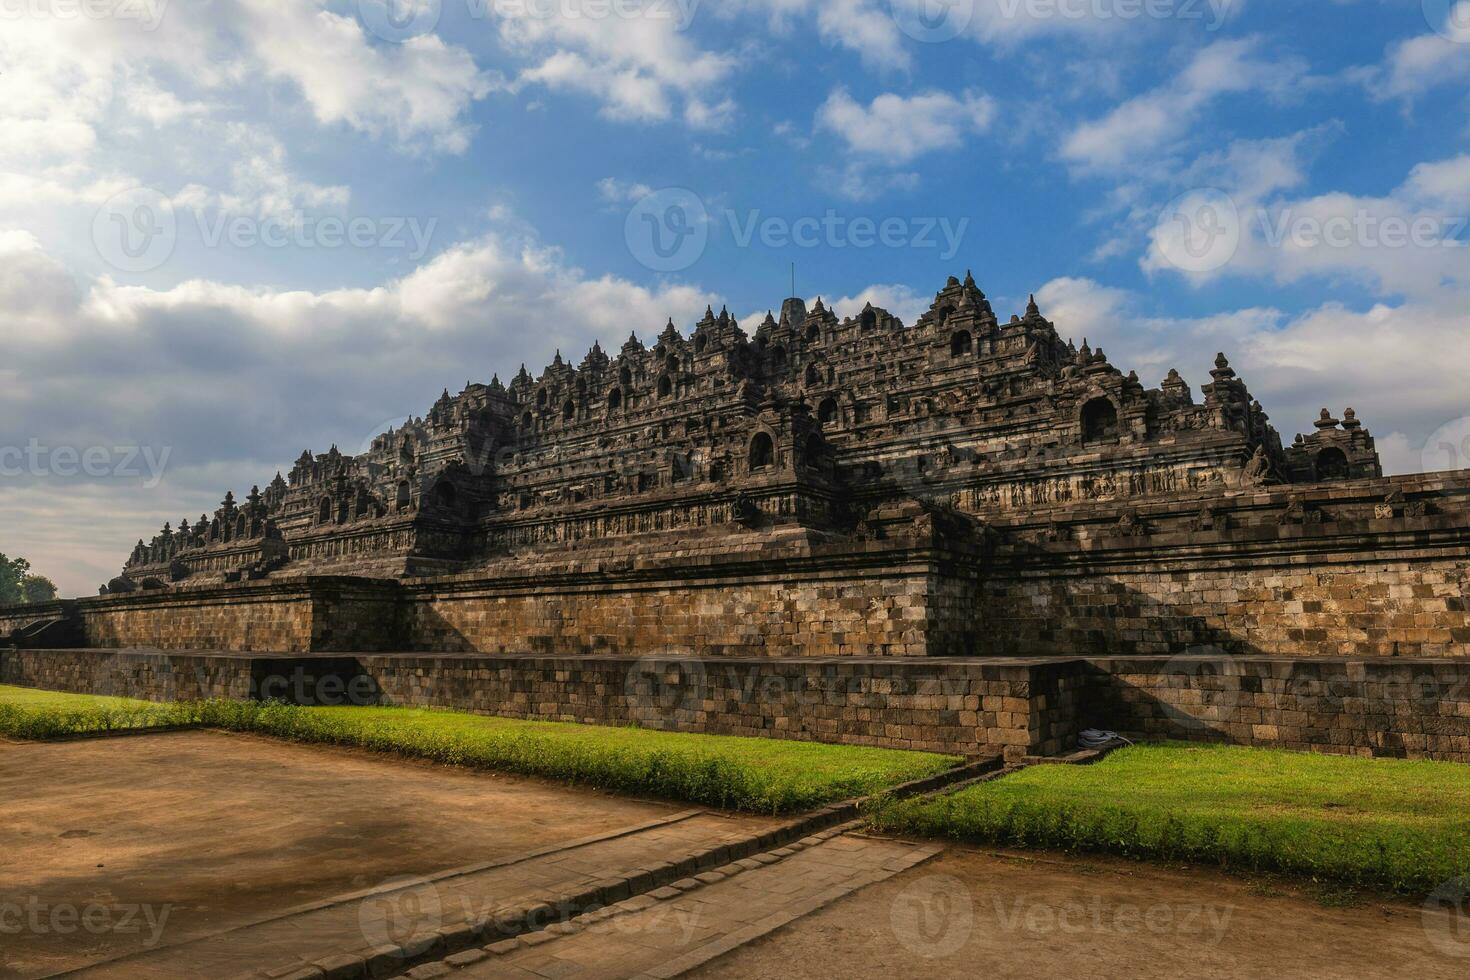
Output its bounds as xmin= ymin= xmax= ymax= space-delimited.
xmin=4 ymin=273 xmax=1469 ymax=760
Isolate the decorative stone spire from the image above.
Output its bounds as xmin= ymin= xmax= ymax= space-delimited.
xmin=1342 ymin=407 xmax=1362 ymax=430
xmin=1315 ymin=408 xmax=1340 ymax=429
xmin=1026 ymin=293 xmax=1040 ymax=319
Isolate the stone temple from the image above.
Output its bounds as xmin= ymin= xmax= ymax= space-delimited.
xmin=4 ymin=273 xmax=1469 ymax=761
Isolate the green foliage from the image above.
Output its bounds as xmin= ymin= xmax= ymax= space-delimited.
xmin=21 ymin=575 xmax=58 ymax=603
xmin=0 ymin=686 xmax=959 ymax=815
xmin=0 ymin=553 xmax=28 ymax=605
xmin=0 ymin=686 xmax=196 ymax=738
xmin=0 ymin=554 xmax=57 ymax=605
xmin=869 ymin=742 xmax=1470 ymax=895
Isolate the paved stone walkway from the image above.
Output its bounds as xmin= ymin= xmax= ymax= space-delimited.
xmin=407 ymin=831 xmax=942 ymax=980
xmin=64 ymin=811 xmax=782 ymax=980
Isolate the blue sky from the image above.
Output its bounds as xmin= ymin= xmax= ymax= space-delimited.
xmin=3 ymin=0 xmax=1470 ymax=594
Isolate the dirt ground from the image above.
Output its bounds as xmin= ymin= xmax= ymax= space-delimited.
xmin=0 ymin=729 xmax=692 ymax=978
xmin=692 ymin=841 xmax=1470 ymax=980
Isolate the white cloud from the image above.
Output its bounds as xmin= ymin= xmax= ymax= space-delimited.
xmin=1143 ymin=153 xmax=1470 ymax=300
xmin=815 ymin=163 xmax=921 ymax=202
xmin=827 ymin=283 xmax=929 ymax=327
xmin=1403 ymin=154 xmax=1470 ymax=210
xmin=1034 ymin=275 xmax=1470 ymax=478
xmin=815 ymin=88 xmax=996 ymax=165
xmin=498 ymin=0 xmax=736 ymax=127
xmin=596 ymin=177 xmax=657 ymax=203
xmin=1062 ymin=39 xmax=1305 ymax=169
xmin=172 ymin=126 xmax=351 ymax=220
xmin=1372 ymin=2 xmax=1470 ymax=99
xmin=0 ymin=226 xmax=717 ymax=597
xmin=235 ymin=0 xmax=491 ymax=153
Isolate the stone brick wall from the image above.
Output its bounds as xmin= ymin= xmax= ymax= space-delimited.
xmin=0 ymin=647 xmax=1071 ymax=758
xmin=980 ymin=483 xmax=1470 ymax=660
xmin=1 ymin=648 xmax=257 ymax=701
xmin=47 ymin=579 xmax=404 ymax=653
xmin=398 ymin=537 xmax=975 ymax=658
xmin=80 ymin=584 xmax=316 ymax=652
xmin=9 ymin=647 xmax=1470 ymax=762
xmin=358 ymin=653 xmax=1071 ymax=758
xmin=1089 ymin=656 xmax=1470 ymax=761
xmin=402 ymin=572 xmax=938 ymax=659
xmin=0 ymin=600 xmax=71 ymax=637
xmin=982 ymin=556 xmax=1470 ymax=660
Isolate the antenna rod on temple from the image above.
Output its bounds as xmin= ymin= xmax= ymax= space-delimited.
xmin=790 ymin=262 xmax=795 ymax=298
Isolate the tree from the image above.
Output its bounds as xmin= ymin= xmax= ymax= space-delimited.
xmin=22 ymin=575 xmax=58 ymax=603
xmin=0 ymin=554 xmax=27 ymax=605
xmin=0 ymin=554 xmax=57 ymax=605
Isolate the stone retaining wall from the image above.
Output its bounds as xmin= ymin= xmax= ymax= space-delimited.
xmin=980 ymin=489 xmax=1470 ymax=660
xmin=8 ymin=649 xmax=1470 ymax=761
xmin=1090 ymin=656 xmax=1470 ymax=760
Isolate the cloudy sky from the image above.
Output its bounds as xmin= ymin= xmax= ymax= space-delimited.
xmin=2 ymin=0 xmax=1469 ymax=595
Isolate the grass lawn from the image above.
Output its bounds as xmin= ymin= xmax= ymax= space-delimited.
xmin=0 ymin=685 xmax=960 ymax=814
xmin=870 ymin=741 xmax=1470 ymax=894
xmin=0 ymin=684 xmax=198 ymax=737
